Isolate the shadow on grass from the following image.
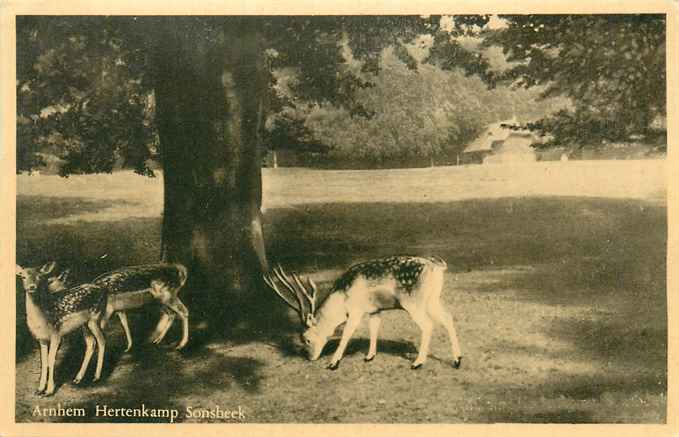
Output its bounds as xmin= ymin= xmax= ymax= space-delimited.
xmin=262 ymin=197 xmax=666 ymax=423
xmin=19 ymin=333 xmax=265 ymax=423
xmin=17 ymin=195 xmax=139 ymax=226
xmin=485 ymin=408 xmax=594 ymax=423
xmin=16 ymin=194 xmax=667 ymax=423
xmin=16 ymin=212 xmax=163 ymax=363
xmin=478 ymin=367 xmax=667 ymax=423
xmin=18 ymin=294 xmax=284 ymax=415
xmin=263 ymin=197 xmax=666 ymax=275
xmin=325 ymin=338 xmax=417 ymax=362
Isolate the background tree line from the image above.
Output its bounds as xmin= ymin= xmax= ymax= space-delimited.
xmin=18 ymin=15 xmax=666 ymax=175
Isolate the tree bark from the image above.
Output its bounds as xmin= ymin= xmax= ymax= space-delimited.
xmin=147 ymin=18 xmax=268 ymax=317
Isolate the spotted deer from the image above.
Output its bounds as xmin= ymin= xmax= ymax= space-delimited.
xmin=49 ymin=264 xmax=190 ymax=351
xmin=16 ymin=262 xmax=108 ymax=396
xmin=263 ymin=255 xmax=463 ymax=370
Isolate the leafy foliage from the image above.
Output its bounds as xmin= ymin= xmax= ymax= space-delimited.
xmin=483 ymin=14 xmax=666 ymax=146
xmin=17 ymin=17 xmax=155 ymax=176
xmin=18 ymin=15 xmax=498 ymax=174
xmin=18 ymin=15 xmax=663 ymax=175
xmin=263 ymin=108 xmax=329 ymax=154
xmin=303 ymin=49 xmax=566 ymax=166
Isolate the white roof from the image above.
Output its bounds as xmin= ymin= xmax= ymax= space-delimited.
xmin=464 ymin=119 xmax=538 ymax=153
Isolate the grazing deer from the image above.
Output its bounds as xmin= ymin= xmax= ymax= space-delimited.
xmin=47 ymin=264 xmax=190 ymax=351
xmin=263 ymin=255 xmax=463 ymax=370
xmin=91 ymin=264 xmax=189 ymax=350
xmin=16 ymin=262 xmax=108 ymax=396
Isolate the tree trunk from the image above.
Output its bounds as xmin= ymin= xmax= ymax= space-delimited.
xmin=147 ymin=18 xmax=269 ymax=319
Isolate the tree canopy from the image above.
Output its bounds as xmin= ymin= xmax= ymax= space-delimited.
xmin=16 ymin=14 xmax=667 ymax=176
xmin=17 ymin=15 xmax=499 ymax=174
xmin=303 ymin=48 xmax=566 ymax=166
xmin=483 ymin=14 xmax=666 ymax=146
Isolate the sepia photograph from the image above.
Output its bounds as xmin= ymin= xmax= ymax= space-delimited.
xmin=2 ymin=3 xmax=675 ymax=433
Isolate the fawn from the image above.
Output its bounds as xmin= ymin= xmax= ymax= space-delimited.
xmin=263 ymin=255 xmax=463 ymax=370
xmin=16 ymin=262 xmax=108 ymax=396
xmin=49 ymin=264 xmax=190 ymax=351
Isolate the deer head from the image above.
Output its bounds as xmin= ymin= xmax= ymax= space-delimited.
xmin=46 ymin=269 xmax=71 ymax=293
xmin=16 ymin=261 xmax=57 ymax=293
xmin=263 ymin=265 xmax=328 ymax=360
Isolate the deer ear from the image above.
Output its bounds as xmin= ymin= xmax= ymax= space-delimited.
xmin=15 ymin=265 xmax=25 ymax=275
xmin=59 ymin=269 xmax=71 ymax=281
xmin=40 ymin=261 xmax=57 ymax=274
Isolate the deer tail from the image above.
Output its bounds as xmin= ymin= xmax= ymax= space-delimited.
xmin=428 ymin=256 xmax=448 ymax=270
xmin=175 ymin=264 xmax=189 ymax=288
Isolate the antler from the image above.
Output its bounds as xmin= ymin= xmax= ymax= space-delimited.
xmin=263 ymin=269 xmax=303 ymax=316
xmin=293 ymin=274 xmax=318 ymax=316
xmin=263 ymin=264 xmax=318 ymax=327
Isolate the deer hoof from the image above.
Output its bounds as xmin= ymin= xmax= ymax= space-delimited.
xmin=34 ymin=389 xmax=46 ymax=396
xmin=72 ymin=377 xmax=82 ymax=385
xmin=364 ymin=355 xmax=375 ymax=362
xmin=453 ymin=357 xmax=463 ymax=369
xmin=327 ymin=362 xmax=340 ymax=370
xmin=411 ymin=363 xmax=423 ymax=370
xmin=175 ymin=340 xmax=188 ymax=350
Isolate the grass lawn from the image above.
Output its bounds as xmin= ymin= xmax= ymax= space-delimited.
xmin=15 ymin=161 xmax=667 ymax=423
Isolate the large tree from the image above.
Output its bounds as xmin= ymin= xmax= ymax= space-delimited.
xmin=17 ymin=16 xmax=492 ymax=314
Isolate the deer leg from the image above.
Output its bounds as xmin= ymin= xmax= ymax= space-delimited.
xmin=87 ymin=318 xmax=106 ymax=382
xmin=328 ymin=312 xmax=363 ymax=370
xmin=116 ymin=312 xmax=133 ymax=352
xmin=73 ymin=328 xmax=96 ymax=384
xmin=149 ymin=285 xmax=174 ymax=344
xmin=44 ymin=334 xmax=62 ymax=396
xmin=410 ymin=313 xmax=433 ymax=369
xmin=150 ymin=310 xmax=175 ymax=344
xmin=36 ymin=340 xmax=49 ymax=394
xmin=365 ymin=313 xmax=381 ymax=362
xmin=99 ymin=303 xmax=115 ymax=330
xmin=427 ymin=299 xmax=463 ymax=368
xmin=164 ymin=298 xmax=189 ymax=349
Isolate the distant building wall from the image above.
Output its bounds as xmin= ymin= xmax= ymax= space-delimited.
xmin=461 ymin=151 xmax=492 ymax=165
xmin=482 ymin=134 xmax=537 ymax=164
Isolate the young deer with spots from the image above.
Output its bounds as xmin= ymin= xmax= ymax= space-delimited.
xmin=263 ymin=256 xmax=463 ymax=370
xmin=16 ymin=262 xmax=108 ymax=396
xmin=48 ymin=264 xmax=190 ymax=351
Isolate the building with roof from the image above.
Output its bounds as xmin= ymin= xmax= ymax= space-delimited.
xmin=462 ymin=119 xmax=541 ymax=165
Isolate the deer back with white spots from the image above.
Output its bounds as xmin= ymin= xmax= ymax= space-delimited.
xmin=70 ymin=263 xmax=190 ymax=352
